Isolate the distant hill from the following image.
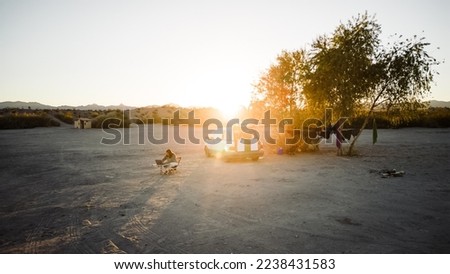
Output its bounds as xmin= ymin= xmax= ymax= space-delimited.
xmin=2 ymin=100 xmax=449 ymax=111
xmin=0 ymin=101 xmax=55 ymax=109
xmin=58 ymin=103 xmax=135 ymax=110
xmin=429 ymin=100 xmax=450 ymax=108
xmin=0 ymin=101 xmax=135 ymax=110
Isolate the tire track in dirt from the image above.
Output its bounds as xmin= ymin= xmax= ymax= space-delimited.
xmin=64 ymin=214 xmax=82 ymax=252
xmin=64 ymin=213 xmax=101 ymax=254
xmin=24 ymin=217 xmax=53 ymax=254
xmin=64 ymin=161 xmax=196 ymax=254
xmin=117 ymin=161 xmax=196 ymax=253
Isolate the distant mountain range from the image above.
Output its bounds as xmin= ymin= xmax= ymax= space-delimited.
xmin=0 ymin=101 xmax=136 ymax=110
xmin=428 ymin=100 xmax=450 ymax=108
xmin=0 ymin=100 xmax=449 ymax=110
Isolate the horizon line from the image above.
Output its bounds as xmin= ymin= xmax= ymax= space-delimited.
xmin=0 ymin=100 xmax=251 ymax=110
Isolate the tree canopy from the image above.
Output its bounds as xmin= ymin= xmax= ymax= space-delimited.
xmin=252 ymin=49 xmax=307 ymax=120
xmin=304 ymin=13 xmax=382 ymax=118
xmin=251 ymin=12 xmax=439 ymax=154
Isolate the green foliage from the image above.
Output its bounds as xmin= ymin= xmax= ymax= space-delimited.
xmin=305 ymin=13 xmax=382 ymax=117
xmin=304 ymin=13 xmax=438 ymax=118
xmin=373 ymin=36 xmax=438 ymax=109
xmin=252 ymin=12 xmax=440 ymax=155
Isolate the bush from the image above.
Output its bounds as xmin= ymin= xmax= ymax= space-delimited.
xmin=0 ymin=113 xmax=60 ymax=129
xmin=53 ymin=112 xmax=74 ymax=124
xmin=91 ymin=111 xmax=130 ymax=128
xmin=349 ymin=108 xmax=450 ymax=129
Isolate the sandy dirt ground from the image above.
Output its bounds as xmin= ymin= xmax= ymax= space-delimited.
xmin=0 ymin=125 xmax=449 ymax=254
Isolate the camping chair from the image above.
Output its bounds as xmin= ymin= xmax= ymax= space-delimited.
xmin=155 ymin=157 xmax=181 ymax=175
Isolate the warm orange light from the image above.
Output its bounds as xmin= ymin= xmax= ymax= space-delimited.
xmin=216 ymin=102 xmax=240 ymax=119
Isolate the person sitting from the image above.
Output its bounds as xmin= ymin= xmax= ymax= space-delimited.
xmin=161 ymin=149 xmax=178 ymax=174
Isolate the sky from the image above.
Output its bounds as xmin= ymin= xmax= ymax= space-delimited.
xmin=1 ymin=0 xmax=449 ymax=114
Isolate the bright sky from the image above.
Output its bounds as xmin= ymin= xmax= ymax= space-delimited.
xmin=1 ymin=0 xmax=449 ymax=114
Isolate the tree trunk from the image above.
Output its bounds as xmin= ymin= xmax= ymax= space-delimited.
xmin=347 ymin=111 xmax=372 ymax=155
xmin=347 ymin=86 xmax=389 ymax=155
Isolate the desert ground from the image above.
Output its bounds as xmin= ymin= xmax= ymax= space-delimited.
xmin=0 ymin=125 xmax=449 ymax=254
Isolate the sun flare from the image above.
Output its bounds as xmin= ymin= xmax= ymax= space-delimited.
xmin=216 ymin=102 xmax=241 ymax=119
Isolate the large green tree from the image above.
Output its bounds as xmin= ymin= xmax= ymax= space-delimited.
xmin=252 ymin=13 xmax=439 ymax=155
xmin=303 ymin=13 xmax=439 ymax=155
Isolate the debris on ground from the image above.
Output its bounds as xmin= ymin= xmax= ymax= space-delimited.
xmin=370 ymin=169 xmax=405 ymax=178
xmin=336 ymin=217 xmax=361 ymax=226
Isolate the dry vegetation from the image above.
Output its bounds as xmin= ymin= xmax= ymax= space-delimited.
xmin=1 ymin=106 xmax=450 ymax=130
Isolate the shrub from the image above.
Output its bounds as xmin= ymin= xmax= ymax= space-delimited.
xmin=0 ymin=113 xmax=60 ymax=129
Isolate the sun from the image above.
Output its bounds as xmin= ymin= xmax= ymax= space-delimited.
xmin=216 ymin=102 xmax=241 ymax=119
xmin=209 ymin=90 xmax=248 ymax=120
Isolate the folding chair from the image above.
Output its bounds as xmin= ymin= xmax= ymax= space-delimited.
xmin=155 ymin=157 xmax=181 ymax=175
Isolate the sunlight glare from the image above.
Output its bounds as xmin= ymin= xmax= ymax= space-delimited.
xmin=216 ymin=101 xmax=241 ymax=119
